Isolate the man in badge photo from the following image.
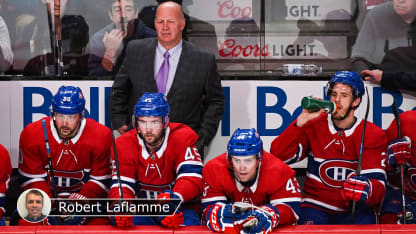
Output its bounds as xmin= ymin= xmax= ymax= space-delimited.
xmin=23 ymin=189 xmax=48 ymax=223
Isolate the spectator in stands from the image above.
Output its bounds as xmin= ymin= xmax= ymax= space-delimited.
xmin=0 ymin=16 xmax=13 ymax=72
xmin=30 ymin=0 xmax=85 ymax=60
xmin=351 ymin=0 xmax=416 ymax=72
xmin=361 ymin=69 xmax=416 ymax=91
xmin=24 ymin=15 xmax=90 ymax=76
xmin=1 ymin=0 xmax=37 ymax=71
xmin=88 ymin=0 xmax=156 ymax=76
xmin=219 ymin=17 xmax=261 ymax=71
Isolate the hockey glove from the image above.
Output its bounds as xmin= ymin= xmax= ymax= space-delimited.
xmin=341 ymin=175 xmax=372 ymax=202
xmin=111 ymin=215 xmax=134 ymax=228
xmin=206 ymin=203 xmax=253 ymax=233
xmin=54 ymin=193 xmax=87 ymax=225
xmin=238 ymin=205 xmax=279 ymax=234
xmin=398 ymin=201 xmax=416 ymax=224
xmin=156 ymin=190 xmax=183 ymax=228
xmin=388 ymin=136 xmax=412 ymax=169
xmin=109 ymin=200 xmax=134 ymax=228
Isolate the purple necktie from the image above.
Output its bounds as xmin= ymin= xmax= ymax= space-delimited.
xmin=156 ymin=51 xmax=170 ymax=94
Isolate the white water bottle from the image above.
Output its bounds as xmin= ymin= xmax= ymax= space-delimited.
xmin=282 ymin=64 xmax=322 ymax=76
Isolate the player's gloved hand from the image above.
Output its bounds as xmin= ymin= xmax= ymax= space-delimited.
xmin=58 ymin=193 xmax=87 ymax=225
xmin=341 ymin=175 xmax=372 ymax=202
xmin=108 ymin=200 xmax=134 ymax=228
xmin=388 ymin=136 xmax=412 ymax=169
xmin=206 ymin=203 xmax=252 ymax=233
xmin=238 ymin=205 xmax=279 ymax=234
xmin=397 ymin=201 xmax=416 ymax=224
xmin=156 ymin=190 xmax=183 ymax=228
xmin=110 ymin=215 xmax=134 ymax=228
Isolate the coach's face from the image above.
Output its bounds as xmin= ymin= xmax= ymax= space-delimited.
xmin=155 ymin=2 xmax=185 ymax=50
xmin=26 ymin=193 xmax=43 ymax=219
xmin=54 ymin=113 xmax=82 ymax=139
xmin=394 ymin=0 xmax=416 ymax=21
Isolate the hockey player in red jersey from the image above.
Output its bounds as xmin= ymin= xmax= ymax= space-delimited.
xmin=271 ymin=71 xmax=387 ymax=224
xmin=381 ymin=110 xmax=416 ymax=224
xmin=202 ymin=128 xmax=301 ymax=233
xmin=0 ymin=144 xmax=12 ymax=226
xmin=109 ymin=92 xmax=203 ymax=228
xmin=17 ymin=85 xmax=112 ymax=225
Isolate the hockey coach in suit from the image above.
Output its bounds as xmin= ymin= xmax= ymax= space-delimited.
xmin=110 ymin=1 xmax=224 ymax=157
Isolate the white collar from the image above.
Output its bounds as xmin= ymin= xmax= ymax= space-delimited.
xmin=235 ymin=162 xmax=261 ymax=193
xmin=327 ymin=114 xmax=361 ymax=137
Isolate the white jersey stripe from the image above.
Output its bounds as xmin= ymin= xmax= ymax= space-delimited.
xmin=176 ymin=173 xmax=203 ymax=179
xmin=270 ymin=197 xmax=302 ymax=205
xmin=112 ymin=175 xmax=136 ymax=183
xmin=91 ymin=174 xmax=111 ymax=180
xmin=21 ymin=178 xmax=45 ymax=188
xmin=18 ymin=169 xmax=47 ymax=178
xmin=176 ymin=161 xmax=203 ymax=174
xmin=90 ymin=179 xmax=109 ymax=192
xmin=201 ymin=196 xmax=227 ymax=204
xmin=303 ymin=198 xmax=345 ymax=212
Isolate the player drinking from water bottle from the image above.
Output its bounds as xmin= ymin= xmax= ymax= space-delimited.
xmin=271 ymin=71 xmax=387 ymax=224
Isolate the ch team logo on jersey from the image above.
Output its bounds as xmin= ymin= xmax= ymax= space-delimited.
xmin=137 ymin=182 xmax=173 ymax=199
xmin=49 ymin=169 xmax=85 ymax=192
xmin=319 ymin=160 xmax=357 ymax=188
xmin=407 ymin=167 xmax=416 ymax=193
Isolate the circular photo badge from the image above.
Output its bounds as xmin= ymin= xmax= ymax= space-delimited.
xmin=17 ymin=189 xmax=51 ymax=223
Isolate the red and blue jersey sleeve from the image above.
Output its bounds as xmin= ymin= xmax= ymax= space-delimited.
xmin=171 ymin=126 xmax=203 ymax=202
xmin=0 ymin=145 xmax=11 ymax=217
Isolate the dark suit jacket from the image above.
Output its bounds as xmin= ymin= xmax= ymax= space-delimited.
xmin=110 ymin=38 xmax=224 ymax=152
xmin=382 ymin=71 xmax=416 ymax=91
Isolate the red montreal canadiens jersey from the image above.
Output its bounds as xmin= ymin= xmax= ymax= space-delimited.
xmin=386 ymin=110 xmax=416 ymax=200
xmin=0 ymin=144 xmax=12 ymax=216
xmin=201 ymin=152 xmax=301 ymax=226
xmin=18 ymin=117 xmax=112 ymax=198
xmin=271 ymin=113 xmax=387 ymax=213
xmin=108 ymin=123 xmax=203 ymax=202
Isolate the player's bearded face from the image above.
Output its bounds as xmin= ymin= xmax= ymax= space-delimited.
xmin=138 ymin=116 xmax=165 ymax=146
xmin=25 ymin=193 xmax=43 ymax=219
xmin=231 ymin=155 xmax=259 ymax=183
xmin=54 ymin=113 xmax=82 ymax=139
xmin=329 ymin=83 xmax=358 ymax=120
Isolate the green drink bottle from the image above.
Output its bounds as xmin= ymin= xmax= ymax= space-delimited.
xmin=301 ymin=96 xmax=337 ymax=114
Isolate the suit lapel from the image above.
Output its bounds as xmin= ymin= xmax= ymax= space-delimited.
xmin=140 ymin=39 xmax=158 ymax=91
xmin=148 ymin=39 xmax=158 ymax=79
xmin=168 ymin=41 xmax=189 ymax=98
